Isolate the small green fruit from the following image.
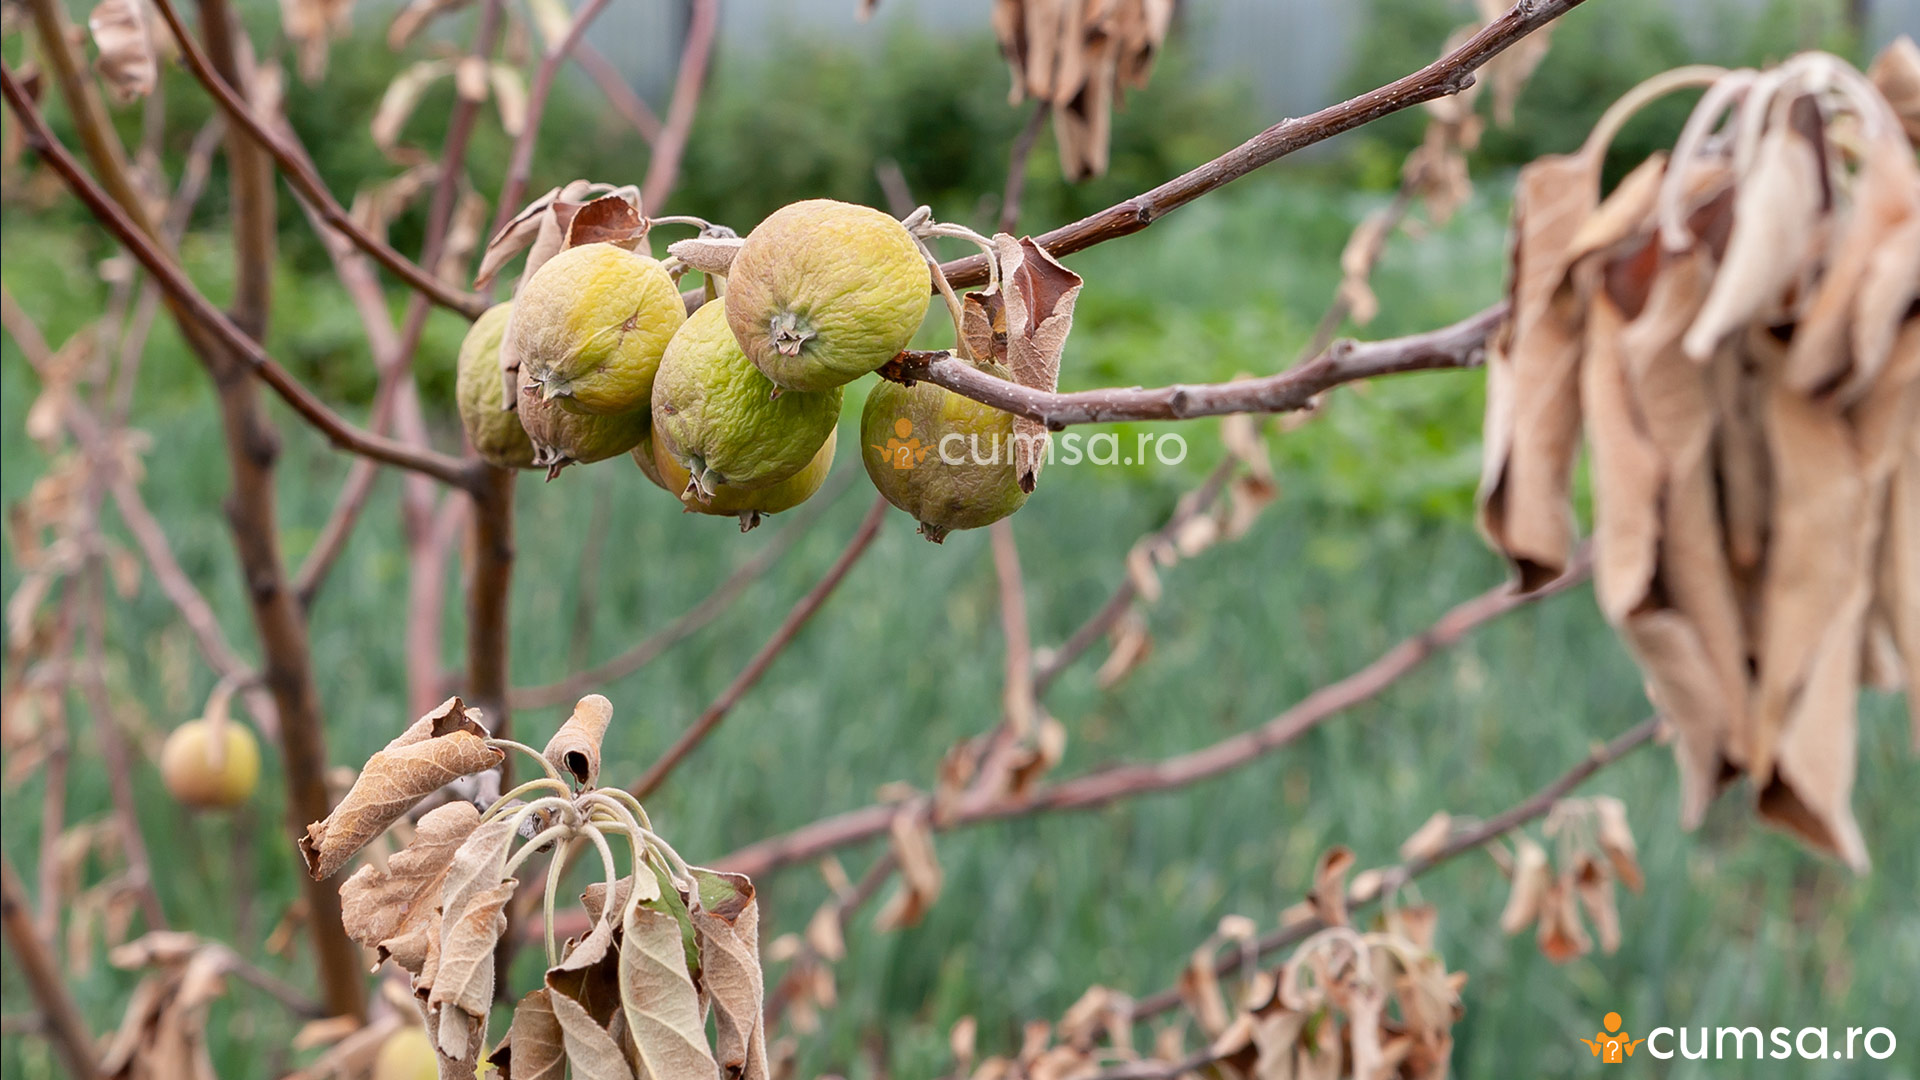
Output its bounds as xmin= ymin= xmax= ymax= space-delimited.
xmin=652 ymin=300 xmax=842 ymax=497
xmin=455 ymin=303 xmax=536 ymax=469
xmin=159 ymin=718 xmax=261 ymax=810
xmin=635 ymin=428 xmax=838 ymax=531
xmin=862 ymin=362 xmax=1029 ymax=542
xmin=511 ymin=243 xmax=686 ymax=415
xmin=726 ymin=199 xmax=930 ymax=392
xmin=372 ymin=1027 xmax=439 ymax=1080
xmin=517 ymin=371 xmax=649 ymax=472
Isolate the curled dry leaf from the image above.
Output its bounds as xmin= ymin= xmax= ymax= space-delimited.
xmin=1476 ymin=148 xmax=1602 ymax=591
xmin=389 ymin=0 xmax=472 ymax=48
xmin=544 ymin=693 xmax=614 ymax=788
xmin=1591 ymin=796 xmax=1645 ymax=893
xmin=371 ymin=60 xmax=453 ymax=160
xmin=339 ymin=800 xmax=482 ymax=973
xmin=1535 ymin=876 xmax=1592 ymax=964
xmin=280 ymin=0 xmax=356 ymax=82
xmin=875 ymin=810 xmax=943 ymax=932
xmin=1868 ymin=35 xmax=1920 ymax=146
xmin=1397 ymin=811 xmax=1452 ymax=862
xmin=1497 ymin=835 xmax=1548 ymax=935
xmin=992 ymin=234 xmax=1085 ymax=492
xmin=689 ymin=870 xmax=769 ymax=1080
xmin=491 ymin=989 xmax=566 ymax=1080
xmin=565 ymin=196 xmax=649 ymax=253
xmin=668 ymin=236 xmax=745 ymax=277
xmin=87 ymin=0 xmax=156 ymax=104
xmin=1307 ymin=845 xmax=1355 ymax=929
xmin=991 ymin=0 xmax=1171 ymax=179
xmin=300 ymin=697 xmax=502 ymax=879
xmin=621 ymin=896 xmax=720 ymax=1080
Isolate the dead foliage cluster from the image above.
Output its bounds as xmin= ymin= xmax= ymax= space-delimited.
xmin=1491 ymin=796 xmax=1643 ymax=964
xmin=1478 ymin=44 xmax=1920 ymax=872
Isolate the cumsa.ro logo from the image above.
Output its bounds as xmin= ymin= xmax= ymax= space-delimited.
xmin=1581 ymin=1012 xmax=1644 ymax=1063
xmin=873 ymin=417 xmax=931 ymax=471
xmin=1579 ymin=1011 xmax=1899 ymax=1064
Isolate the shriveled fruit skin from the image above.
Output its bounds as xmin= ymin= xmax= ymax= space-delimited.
xmin=511 ymin=242 xmax=686 ymax=415
xmin=726 ymin=199 xmax=930 ymax=392
xmin=635 ymin=428 xmax=838 ymax=530
xmin=861 ymin=361 xmax=1029 ymax=542
xmin=652 ymin=300 xmax=843 ymax=495
xmin=160 ymin=718 xmax=261 ymax=810
xmin=455 ymin=303 xmax=536 ymax=469
xmin=518 ymin=371 xmax=649 ymax=470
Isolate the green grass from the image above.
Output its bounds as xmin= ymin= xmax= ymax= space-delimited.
xmin=3 ymin=171 xmax=1916 ymax=1079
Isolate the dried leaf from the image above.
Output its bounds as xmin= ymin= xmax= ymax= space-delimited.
xmin=875 ymin=811 xmax=943 ymax=931
xmin=543 ymin=693 xmax=613 ymax=787
xmin=300 ymin=697 xmax=502 ymax=879
xmin=668 ymin=236 xmax=744 ymax=277
xmin=550 ymin=988 xmax=638 ymax=1079
xmin=339 ymin=800 xmax=482 ymax=973
xmin=1497 ymin=836 xmax=1548 ymax=935
xmin=1534 ymin=877 xmax=1591 ymax=963
xmin=1868 ymin=35 xmax=1920 ymax=146
xmin=1335 ymin=211 xmax=1392 ymax=326
xmin=1477 ymin=150 xmax=1602 ymax=590
xmin=620 ymin=896 xmax=720 ymax=1080
xmin=1684 ymin=102 xmax=1826 ymax=359
xmin=490 ymin=62 xmax=528 ymax=137
xmin=280 ymin=0 xmax=355 ymax=81
xmin=427 ymin=878 xmax=514 ymax=1060
xmin=1176 ymin=946 xmax=1229 ymax=1039
xmin=87 ymin=0 xmax=155 ymax=103
xmin=1307 ymin=846 xmax=1355 ymax=929
xmin=1397 ymin=811 xmax=1452 ymax=862
xmin=566 ymin=196 xmax=648 ymax=252
xmin=992 ymin=234 xmax=1084 ymax=492
xmin=490 ymin=989 xmax=566 ymax=1080
xmin=689 ymin=870 xmax=769 ymax=1080
xmin=1572 ymin=854 xmax=1621 ymax=954
xmin=371 ymin=60 xmax=452 ymax=157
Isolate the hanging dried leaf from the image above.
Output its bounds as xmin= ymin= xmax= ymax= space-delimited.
xmin=1397 ymin=811 xmax=1452 ymax=862
xmin=1534 ymin=876 xmax=1591 ymax=963
xmin=544 ymin=693 xmax=614 ymax=787
xmin=280 ymin=0 xmax=356 ymax=82
xmin=339 ymin=800 xmax=481 ymax=973
xmin=1335 ymin=211 xmax=1393 ymax=327
xmin=490 ymin=62 xmax=529 ymax=137
xmin=87 ymin=0 xmax=156 ymax=103
xmin=1572 ymin=854 xmax=1621 ymax=954
xmin=1307 ymin=846 xmax=1355 ymax=929
xmin=371 ymin=60 xmax=453 ymax=159
xmin=620 ymin=896 xmax=720 ymax=1079
xmin=689 ymin=870 xmax=769 ymax=1080
xmin=1868 ymin=35 xmax=1920 ymax=145
xmin=490 ymin=989 xmax=567 ymax=1080
xmin=992 ymin=0 xmax=1172 ymax=180
xmin=1497 ymin=835 xmax=1548 ymax=934
xmin=991 ymin=234 xmax=1084 ymax=492
xmin=1476 ymin=150 xmax=1602 ymax=590
xmin=875 ymin=811 xmax=943 ymax=931
xmin=427 ymin=877 xmax=515 ymax=1060
xmin=1682 ymin=99 xmax=1826 ymax=360
xmin=1591 ymin=796 xmax=1645 ymax=893
xmin=300 ymin=697 xmax=502 ymax=879
xmin=550 ymin=988 xmax=638 ymax=1079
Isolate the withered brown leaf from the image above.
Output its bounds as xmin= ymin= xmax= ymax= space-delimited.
xmin=992 ymin=234 xmax=1084 ymax=493
xmin=689 ymin=870 xmax=769 ymax=1080
xmin=490 ymin=989 xmax=566 ymax=1080
xmin=300 ymin=697 xmax=502 ymax=879
xmin=543 ymin=693 xmax=614 ymax=788
xmin=339 ymin=800 xmax=482 ymax=973
xmin=87 ymin=0 xmax=156 ymax=104
xmin=620 ymin=895 xmax=720 ymax=1079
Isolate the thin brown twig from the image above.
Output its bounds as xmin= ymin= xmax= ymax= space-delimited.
xmin=0 ymin=63 xmax=479 ymax=491
xmin=1122 ymin=715 xmax=1663 ymax=1027
xmin=933 ymin=0 xmax=1588 ymax=289
xmin=0 ymin=854 xmax=98 ymax=1079
xmin=631 ymin=496 xmax=890 ymax=800
xmin=511 ymin=471 xmax=859 ymax=710
xmin=143 ymin=0 xmax=488 ymax=317
xmin=491 ymin=0 xmax=621 ymax=237
xmin=715 ymin=557 xmax=1590 ymax=880
xmin=879 ymin=303 xmax=1503 ymax=429
xmin=195 ymin=0 xmax=276 ymax=339
xmin=640 ymin=0 xmax=719 ymax=213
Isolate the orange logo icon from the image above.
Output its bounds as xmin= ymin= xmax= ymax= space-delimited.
xmin=1581 ymin=1012 xmax=1646 ymax=1064
xmin=873 ymin=417 xmax=930 ymax=471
